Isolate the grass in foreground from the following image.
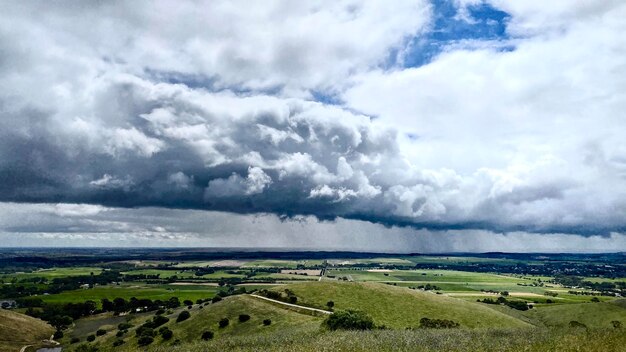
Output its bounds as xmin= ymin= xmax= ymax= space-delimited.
xmin=145 ymin=327 xmax=626 ymax=352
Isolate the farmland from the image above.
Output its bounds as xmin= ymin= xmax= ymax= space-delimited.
xmin=0 ymin=249 xmax=623 ymax=351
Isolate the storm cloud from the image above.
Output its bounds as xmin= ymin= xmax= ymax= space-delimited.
xmin=1 ymin=0 xmax=626 ymax=247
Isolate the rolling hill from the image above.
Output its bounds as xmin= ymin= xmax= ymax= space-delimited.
xmin=0 ymin=309 xmax=54 ymax=352
xmin=269 ymin=281 xmax=531 ymax=329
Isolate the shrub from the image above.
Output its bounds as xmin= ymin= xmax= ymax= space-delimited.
xmin=155 ymin=309 xmax=165 ymax=315
xmin=96 ymin=329 xmax=106 ymax=336
xmin=118 ymin=322 xmax=133 ymax=330
xmin=135 ymin=326 xmax=155 ymax=337
xmin=160 ymin=328 xmax=173 ymax=340
xmin=326 ymin=301 xmax=335 ymax=309
xmin=419 ymin=317 xmax=460 ymax=329
xmin=116 ymin=330 xmax=124 ymax=337
xmin=138 ymin=335 xmax=154 ymax=346
xmin=201 ymin=330 xmax=214 ymax=340
xmin=184 ymin=300 xmax=193 ymax=306
xmin=611 ymin=320 xmax=622 ymax=328
xmin=219 ymin=317 xmax=229 ymax=328
xmin=151 ymin=315 xmax=170 ymax=327
xmin=324 ymin=310 xmax=374 ymax=331
xmin=86 ymin=334 xmax=95 ymax=342
xmin=176 ymin=310 xmax=191 ymax=322
xmin=212 ymin=296 xmax=222 ymax=303
xmin=591 ymin=297 xmax=600 ymax=302
xmin=569 ymin=320 xmax=587 ymax=328
xmin=263 ymin=319 xmax=272 ymax=326
xmin=53 ymin=330 xmax=63 ymax=339
xmin=71 ymin=337 xmax=80 ymax=344
xmin=288 ymin=296 xmax=298 ymax=304
xmin=112 ymin=339 xmax=125 ymax=347
xmin=239 ymin=314 xmax=251 ymax=322
xmin=188 ymin=305 xmax=192 ymax=309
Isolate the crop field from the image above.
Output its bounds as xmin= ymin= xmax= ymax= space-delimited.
xmin=1 ymin=251 xmax=623 ymax=351
xmin=39 ymin=283 xmax=219 ymax=306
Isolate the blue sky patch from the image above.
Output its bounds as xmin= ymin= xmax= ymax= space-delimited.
xmin=398 ymin=0 xmax=512 ymax=68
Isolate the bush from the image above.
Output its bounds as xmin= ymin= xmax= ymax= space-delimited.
xmin=591 ymin=297 xmax=600 ymax=302
xmin=219 ymin=318 xmax=229 ymax=328
xmin=118 ymin=322 xmax=133 ymax=330
xmin=419 ymin=317 xmax=460 ymax=329
xmin=183 ymin=300 xmax=193 ymax=306
xmin=201 ymin=330 xmax=214 ymax=340
xmin=116 ymin=330 xmax=124 ymax=337
xmin=138 ymin=335 xmax=154 ymax=346
xmin=53 ymin=330 xmax=63 ymax=339
xmin=113 ymin=339 xmax=125 ymax=347
xmin=263 ymin=319 xmax=272 ymax=326
xmin=326 ymin=301 xmax=335 ymax=309
xmin=212 ymin=296 xmax=222 ymax=303
xmin=324 ymin=310 xmax=375 ymax=331
xmin=155 ymin=309 xmax=165 ymax=315
xmin=569 ymin=320 xmax=587 ymax=328
xmin=160 ymin=327 xmax=173 ymax=340
xmin=96 ymin=329 xmax=106 ymax=336
xmin=176 ymin=310 xmax=191 ymax=322
xmin=611 ymin=320 xmax=622 ymax=328
xmin=135 ymin=326 xmax=155 ymax=337
xmin=71 ymin=337 xmax=80 ymax=344
xmin=151 ymin=315 xmax=170 ymax=327
xmin=86 ymin=334 xmax=96 ymax=342
xmin=239 ymin=314 xmax=251 ymax=322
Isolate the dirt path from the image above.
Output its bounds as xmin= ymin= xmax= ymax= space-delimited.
xmin=250 ymin=294 xmax=332 ymax=315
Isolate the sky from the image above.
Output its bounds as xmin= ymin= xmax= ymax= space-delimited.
xmin=1 ymin=0 xmax=625 ymax=252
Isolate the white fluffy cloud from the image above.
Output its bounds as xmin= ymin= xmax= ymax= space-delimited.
xmin=1 ymin=1 xmax=626 ymax=248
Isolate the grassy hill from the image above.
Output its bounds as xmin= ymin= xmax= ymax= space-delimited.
xmin=270 ymin=281 xmax=530 ymax=329
xmin=0 ymin=309 xmax=54 ymax=352
xmin=70 ymin=294 xmax=322 ymax=351
xmin=521 ymin=299 xmax=626 ymax=328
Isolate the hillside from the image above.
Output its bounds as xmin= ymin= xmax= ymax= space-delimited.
xmin=521 ymin=299 xmax=626 ymax=328
xmin=77 ymin=294 xmax=322 ymax=351
xmin=269 ymin=281 xmax=530 ymax=329
xmin=0 ymin=309 xmax=54 ymax=352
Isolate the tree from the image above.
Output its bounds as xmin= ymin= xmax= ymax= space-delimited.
xmin=96 ymin=329 xmax=106 ymax=336
xmin=324 ymin=310 xmax=374 ymax=331
xmin=238 ymin=314 xmax=251 ymax=322
xmin=263 ymin=319 xmax=272 ymax=326
xmin=219 ymin=317 xmax=229 ymax=328
xmin=86 ymin=334 xmax=96 ymax=342
xmin=176 ymin=310 xmax=191 ymax=322
xmin=183 ymin=300 xmax=193 ymax=306
xmin=138 ymin=335 xmax=154 ymax=346
xmin=212 ymin=296 xmax=222 ymax=303
xmin=53 ymin=330 xmax=64 ymax=339
xmin=326 ymin=301 xmax=335 ymax=310
xmin=201 ymin=330 xmax=214 ymax=340
xmin=160 ymin=327 xmax=173 ymax=340
xmin=168 ymin=297 xmax=181 ymax=308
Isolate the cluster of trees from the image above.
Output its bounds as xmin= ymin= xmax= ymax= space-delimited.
xmin=134 ymin=315 xmax=173 ymax=346
xmin=477 ymin=297 xmax=530 ymax=311
xmin=324 ymin=310 xmax=375 ymax=330
xmin=410 ymin=284 xmax=441 ymax=291
xmin=0 ymin=270 xmax=122 ymax=298
xmin=418 ymin=317 xmax=460 ymax=329
xmin=258 ymin=288 xmax=298 ymax=304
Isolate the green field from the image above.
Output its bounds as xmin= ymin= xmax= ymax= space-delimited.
xmin=1 ymin=267 xmax=102 ymax=280
xmin=39 ymin=283 xmax=219 ymax=306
